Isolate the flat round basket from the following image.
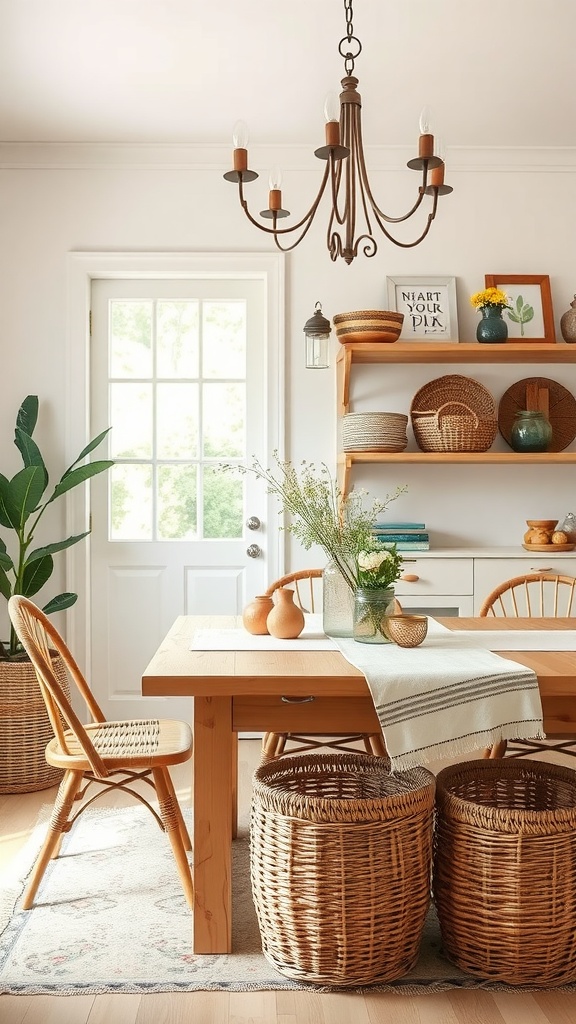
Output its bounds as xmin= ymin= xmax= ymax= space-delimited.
xmin=410 ymin=374 xmax=497 ymax=452
xmin=434 ymin=758 xmax=576 ymax=986
xmin=251 ymin=752 xmax=435 ymax=986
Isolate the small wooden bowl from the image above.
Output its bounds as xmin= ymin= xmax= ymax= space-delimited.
xmin=384 ymin=614 xmax=428 ymax=648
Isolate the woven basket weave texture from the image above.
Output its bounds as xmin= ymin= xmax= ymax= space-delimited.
xmin=250 ymin=752 xmax=435 ymax=986
xmin=0 ymin=653 xmax=69 ymax=793
xmin=342 ymin=411 xmax=408 ymax=452
xmin=434 ymin=757 xmax=576 ymax=987
xmin=410 ymin=374 xmax=497 ymax=452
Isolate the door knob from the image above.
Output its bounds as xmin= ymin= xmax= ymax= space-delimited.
xmin=246 ymin=543 xmax=262 ymax=558
xmin=246 ymin=516 xmax=261 ymax=531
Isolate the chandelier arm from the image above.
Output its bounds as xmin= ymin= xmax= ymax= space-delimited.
xmin=353 ymin=117 xmax=429 ymax=224
xmin=369 ymin=195 xmax=439 ymax=248
xmin=328 ymin=155 xmax=347 ymax=227
xmin=270 ymin=214 xmax=328 ymax=253
xmin=237 ymin=164 xmax=331 ymax=237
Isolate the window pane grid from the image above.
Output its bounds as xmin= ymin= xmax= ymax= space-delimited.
xmin=108 ymin=297 xmax=246 ymax=541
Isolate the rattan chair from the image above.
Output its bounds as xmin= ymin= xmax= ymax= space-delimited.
xmin=260 ymin=569 xmax=387 ymax=761
xmin=480 ymin=572 xmax=576 ymax=759
xmin=8 ymin=595 xmax=194 ymax=911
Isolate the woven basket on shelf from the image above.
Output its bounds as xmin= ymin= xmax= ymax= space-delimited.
xmin=434 ymin=758 xmax=576 ymax=987
xmin=0 ymin=653 xmax=69 ymax=793
xmin=410 ymin=374 xmax=497 ymax=452
xmin=342 ymin=411 xmax=408 ymax=452
xmin=250 ymin=752 xmax=436 ymax=986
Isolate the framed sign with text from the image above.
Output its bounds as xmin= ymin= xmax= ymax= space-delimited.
xmin=387 ymin=276 xmax=459 ymax=341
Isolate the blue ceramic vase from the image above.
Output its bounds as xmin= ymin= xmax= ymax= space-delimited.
xmin=476 ymin=306 xmax=508 ymax=343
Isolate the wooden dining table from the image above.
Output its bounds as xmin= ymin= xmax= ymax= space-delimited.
xmin=141 ymin=614 xmax=576 ymax=954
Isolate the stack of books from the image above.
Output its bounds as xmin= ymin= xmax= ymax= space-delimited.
xmin=371 ymin=521 xmax=430 ymax=551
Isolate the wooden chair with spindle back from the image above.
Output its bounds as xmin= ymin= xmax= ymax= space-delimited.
xmin=480 ymin=572 xmax=576 ymax=759
xmin=8 ymin=595 xmax=194 ymax=911
xmin=259 ymin=569 xmax=387 ymax=762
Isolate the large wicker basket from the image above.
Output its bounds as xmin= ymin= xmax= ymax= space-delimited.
xmin=250 ymin=752 xmax=436 ymax=986
xmin=0 ymin=653 xmax=69 ymax=793
xmin=434 ymin=758 xmax=576 ymax=987
xmin=410 ymin=374 xmax=497 ymax=452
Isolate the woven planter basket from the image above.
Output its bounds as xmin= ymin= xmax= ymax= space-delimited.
xmin=0 ymin=652 xmax=69 ymax=793
xmin=434 ymin=758 xmax=576 ymax=987
xmin=410 ymin=374 xmax=497 ymax=452
xmin=250 ymin=752 xmax=436 ymax=986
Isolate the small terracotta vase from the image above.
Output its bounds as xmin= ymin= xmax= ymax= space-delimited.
xmin=242 ymin=595 xmax=274 ymax=635
xmin=266 ymin=588 xmax=305 ymax=639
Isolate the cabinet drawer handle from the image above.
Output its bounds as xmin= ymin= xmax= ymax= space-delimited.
xmin=281 ymin=695 xmax=315 ymax=704
xmin=531 ymin=567 xmax=552 ymax=572
xmin=401 ymin=573 xmax=420 ymax=583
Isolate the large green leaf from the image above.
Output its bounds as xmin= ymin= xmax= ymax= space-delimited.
xmin=62 ymin=428 xmax=112 ymax=477
xmin=0 ymin=566 xmax=11 ymax=600
xmin=0 ymin=547 xmax=13 ymax=570
xmin=26 ymin=532 xmax=90 ymax=564
xmin=21 ymin=554 xmax=53 ymax=597
xmin=14 ymin=428 xmax=49 ymax=489
xmin=42 ymin=592 xmax=78 ymax=614
xmin=16 ymin=396 xmax=39 ymax=439
xmin=0 ymin=467 xmax=45 ymax=531
xmin=50 ymin=460 xmax=114 ymax=501
xmin=0 ymin=474 xmax=14 ymax=529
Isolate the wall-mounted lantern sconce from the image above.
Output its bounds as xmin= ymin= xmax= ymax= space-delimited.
xmin=304 ymin=301 xmax=331 ymax=368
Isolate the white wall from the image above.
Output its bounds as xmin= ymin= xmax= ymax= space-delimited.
xmin=1 ymin=142 xmax=575 ymax=607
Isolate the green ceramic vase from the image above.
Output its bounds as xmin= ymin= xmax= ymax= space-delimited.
xmin=510 ymin=410 xmax=552 ymax=452
xmin=476 ymin=305 xmax=508 ymax=343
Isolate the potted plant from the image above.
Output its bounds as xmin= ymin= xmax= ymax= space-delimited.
xmin=0 ymin=395 xmax=113 ymax=792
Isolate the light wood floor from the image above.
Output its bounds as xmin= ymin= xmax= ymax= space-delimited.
xmin=2 ymin=740 xmax=576 ymax=1023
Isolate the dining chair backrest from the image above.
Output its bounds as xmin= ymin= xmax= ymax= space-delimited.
xmin=479 ymin=572 xmax=576 ymax=618
xmin=264 ymin=569 xmax=323 ymax=614
xmin=8 ymin=595 xmax=109 ymax=778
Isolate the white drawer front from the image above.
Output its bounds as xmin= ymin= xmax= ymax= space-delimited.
xmin=399 ymin=594 xmax=474 ymax=617
xmin=473 ymin=555 xmax=576 ymax=614
xmin=395 ymin=558 xmax=473 ymax=597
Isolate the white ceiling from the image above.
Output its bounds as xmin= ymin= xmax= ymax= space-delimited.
xmin=1 ymin=0 xmax=574 ymax=149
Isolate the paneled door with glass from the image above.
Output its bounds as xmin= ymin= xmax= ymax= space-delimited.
xmin=90 ymin=276 xmax=280 ymax=720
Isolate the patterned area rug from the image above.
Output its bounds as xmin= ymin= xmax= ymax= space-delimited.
xmin=0 ymin=803 xmax=566 ymax=995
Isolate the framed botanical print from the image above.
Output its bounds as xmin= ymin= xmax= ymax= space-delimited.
xmin=484 ymin=274 xmax=556 ymax=343
xmin=386 ymin=275 xmax=459 ymax=341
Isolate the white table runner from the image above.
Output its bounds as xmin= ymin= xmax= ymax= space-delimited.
xmin=335 ymin=618 xmax=545 ymax=771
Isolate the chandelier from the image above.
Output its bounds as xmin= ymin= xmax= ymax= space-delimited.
xmin=223 ymin=0 xmax=452 ymax=265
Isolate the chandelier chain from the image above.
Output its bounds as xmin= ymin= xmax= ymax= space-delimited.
xmin=339 ymin=0 xmax=361 ymax=75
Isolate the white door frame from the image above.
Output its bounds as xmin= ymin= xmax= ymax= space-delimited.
xmin=65 ymin=251 xmax=285 ymax=675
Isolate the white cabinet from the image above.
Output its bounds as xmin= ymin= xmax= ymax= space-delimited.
xmin=396 ymin=557 xmax=474 ymax=616
xmin=472 ymin=551 xmax=576 ymax=613
xmin=393 ymin=547 xmax=576 ymax=616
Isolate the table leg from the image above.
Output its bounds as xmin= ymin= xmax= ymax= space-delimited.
xmin=193 ymin=695 xmax=234 ymax=953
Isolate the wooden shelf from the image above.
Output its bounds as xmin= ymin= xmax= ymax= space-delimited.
xmin=337 ymin=449 xmax=576 ymax=494
xmin=336 ymin=342 xmax=576 ymax=366
xmin=336 ymin=341 xmax=576 ymax=495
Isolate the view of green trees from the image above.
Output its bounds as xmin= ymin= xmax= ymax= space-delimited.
xmin=108 ymin=298 xmax=246 ymax=540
